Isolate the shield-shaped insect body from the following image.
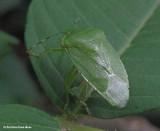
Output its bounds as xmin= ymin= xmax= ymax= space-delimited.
xmin=61 ymin=28 xmax=129 ymax=108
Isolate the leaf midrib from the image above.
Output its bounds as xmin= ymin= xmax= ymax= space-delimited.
xmin=119 ymin=0 xmax=160 ymax=56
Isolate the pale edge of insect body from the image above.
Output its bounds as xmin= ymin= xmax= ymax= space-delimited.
xmin=95 ymin=38 xmax=129 ymax=108
xmin=81 ymin=69 xmax=129 ymax=108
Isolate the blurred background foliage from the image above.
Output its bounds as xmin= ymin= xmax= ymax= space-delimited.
xmin=0 ymin=0 xmax=45 ymax=108
xmin=0 ymin=0 xmax=21 ymax=15
xmin=0 ymin=0 xmax=160 ymax=130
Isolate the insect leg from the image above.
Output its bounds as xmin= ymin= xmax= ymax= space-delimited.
xmin=64 ymin=66 xmax=78 ymax=112
xmin=80 ymin=100 xmax=91 ymax=115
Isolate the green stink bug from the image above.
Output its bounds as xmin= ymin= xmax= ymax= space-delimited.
xmin=28 ymin=28 xmax=129 ymax=109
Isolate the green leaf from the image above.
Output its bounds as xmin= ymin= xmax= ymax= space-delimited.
xmin=0 ymin=31 xmax=19 ymax=58
xmin=0 ymin=104 xmax=60 ymax=131
xmin=0 ymin=32 xmax=40 ymax=104
xmin=25 ymin=0 xmax=160 ymax=118
xmin=0 ymin=31 xmax=19 ymax=45
xmin=0 ymin=105 xmax=103 ymax=131
xmin=62 ymin=28 xmax=129 ymax=108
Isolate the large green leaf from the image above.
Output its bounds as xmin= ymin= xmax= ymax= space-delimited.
xmin=0 ymin=31 xmax=40 ymax=104
xmin=25 ymin=0 xmax=160 ymax=118
xmin=0 ymin=105 xmax=102 ymax=131
xmin=0 ymin=105 xmax=60 ymax=131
